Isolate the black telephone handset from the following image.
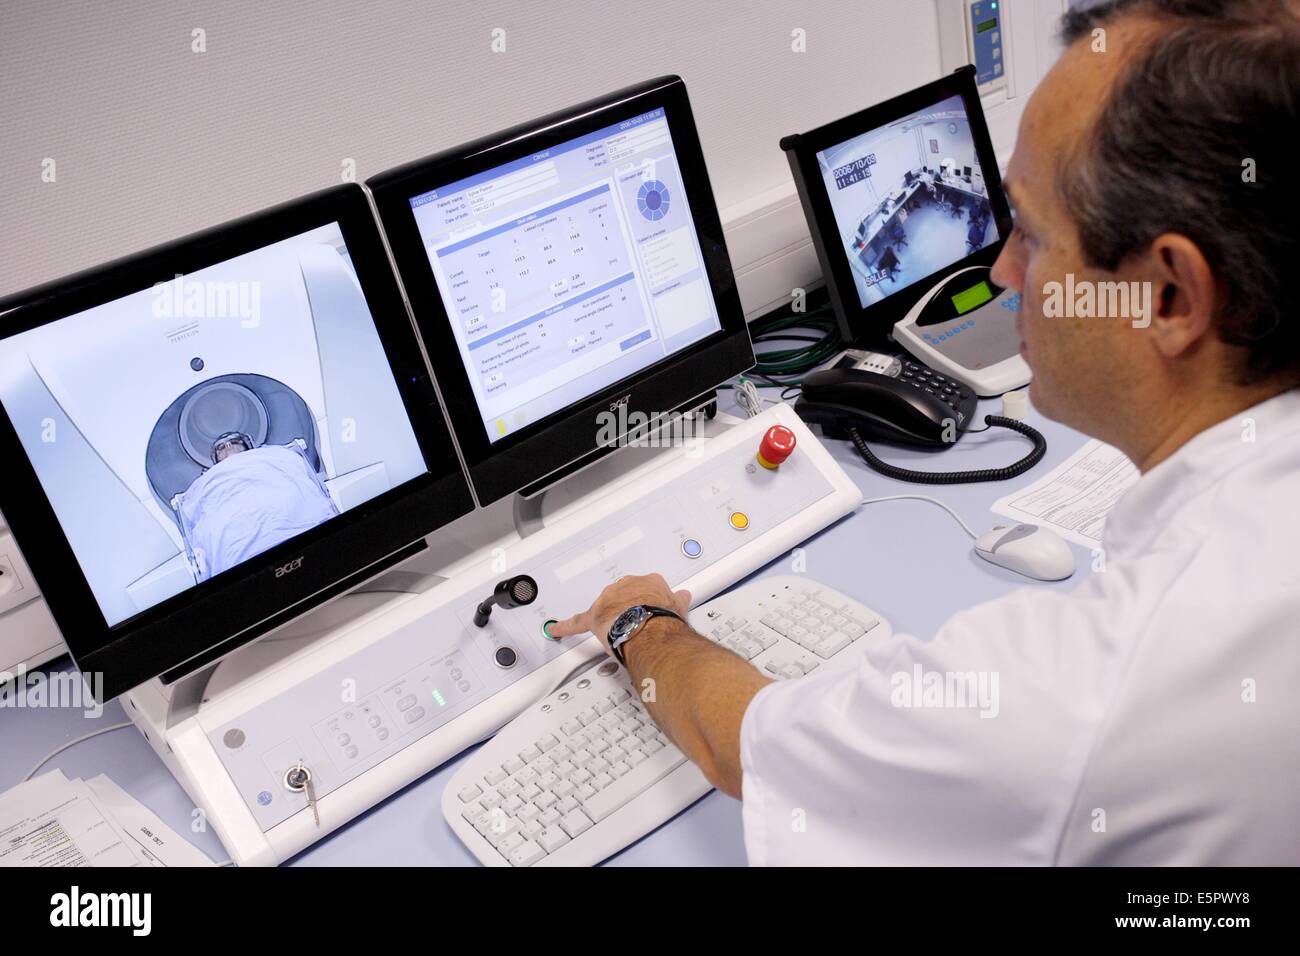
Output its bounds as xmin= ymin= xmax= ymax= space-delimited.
xmin=794 ymin=359 xmax=1047 ymax=484
xmin=795 ymin=361 xmax=977 ymax=446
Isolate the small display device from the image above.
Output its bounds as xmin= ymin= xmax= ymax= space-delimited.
xmin=0 ymin=186 xmax=474 ymax=698
xmin=892 ymin=264 xmax=1030 ymax=396
xmin=781 ymin=66 xmax=1012 ymax=345
xmin=370 ymin=76 xmax=754 ymax=505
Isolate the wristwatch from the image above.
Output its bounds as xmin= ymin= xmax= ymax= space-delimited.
xmin=606 ymin=605 xmax=683 ymax=666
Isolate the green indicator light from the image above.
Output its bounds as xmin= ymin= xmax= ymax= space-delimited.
xmin=431 ymin=689 xmax=446 ymax=707
xmin=952 ymin=280 xmax=994 ymax=315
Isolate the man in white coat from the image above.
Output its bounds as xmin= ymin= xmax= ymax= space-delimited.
xmin=550 ymin=0 xmax=1300 ymax=864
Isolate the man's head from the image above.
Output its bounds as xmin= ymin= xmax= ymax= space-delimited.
xmin=990 ymin=0 xmax=1300 ymax=466
xmin=212 ymin=431 xmax=252 ymax=464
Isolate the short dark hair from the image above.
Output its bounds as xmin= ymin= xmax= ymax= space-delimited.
xmin=1058 ymin=0 xmax=1300 ymax=384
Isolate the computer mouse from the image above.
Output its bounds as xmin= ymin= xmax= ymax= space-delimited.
xmin=973 ymin=523 xmax=1075 ymax=581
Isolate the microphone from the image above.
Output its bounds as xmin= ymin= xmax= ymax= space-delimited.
xmin=473 ymin=575 xmax=538 ymax=627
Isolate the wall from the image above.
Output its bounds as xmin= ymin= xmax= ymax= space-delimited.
xmin=0 ymin=0 xmax=1066 ymax=315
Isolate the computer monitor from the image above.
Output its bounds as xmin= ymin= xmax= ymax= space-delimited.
xmin=0 ymin=185 xmax=475 ymax=699
xmin=781 ymin=66 xmax=1011 ymax=344
xmin=369 ymin=76 xmax=754 ymax=505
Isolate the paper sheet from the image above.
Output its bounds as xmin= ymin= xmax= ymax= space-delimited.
xmin=0 ymin=771 xmax=214 ymax=867
xmin=991 ymin=439 xmax=1139 ymax=549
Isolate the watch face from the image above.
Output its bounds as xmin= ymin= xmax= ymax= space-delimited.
xmin=610 ymin=606 xmax=647 ymax=642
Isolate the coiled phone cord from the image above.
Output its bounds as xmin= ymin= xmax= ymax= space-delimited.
xmin=847 ymin=414 xmax=1047 ymax=484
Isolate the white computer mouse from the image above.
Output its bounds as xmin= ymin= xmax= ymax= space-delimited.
xmin=973 ymin=523 xmax=1076 ymax=581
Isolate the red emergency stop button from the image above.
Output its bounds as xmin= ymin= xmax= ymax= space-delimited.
xmin=757 ymin=425 xmax=796 ymax=469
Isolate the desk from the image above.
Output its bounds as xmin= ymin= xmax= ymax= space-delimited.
xmin=0 ymin=396 xmax=1094 ymax=866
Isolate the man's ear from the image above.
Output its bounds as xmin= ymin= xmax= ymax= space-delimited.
xmin=1145 ymin=233 xmax=1217 ymax=358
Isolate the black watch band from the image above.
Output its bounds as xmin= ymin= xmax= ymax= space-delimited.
xmin=607 ymin=604 xmax=683 ymax=666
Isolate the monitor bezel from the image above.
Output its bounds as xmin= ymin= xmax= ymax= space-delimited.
xmin=368 ymin=75 xmax=754 ymax=506
xmin=0 ymin=184 xmax=475 ymax=699
xmin=780 ymin=67 xmax=1012 ymax=346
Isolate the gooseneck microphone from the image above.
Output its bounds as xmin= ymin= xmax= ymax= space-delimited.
xmin=473 ymin=575 xmax=538 ymax=627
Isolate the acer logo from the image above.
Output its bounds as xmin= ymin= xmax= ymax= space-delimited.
xmin=274 ymin=557 xmax=305 ymax=578
xmin=609 ymin=394 xmax=631 ymax=413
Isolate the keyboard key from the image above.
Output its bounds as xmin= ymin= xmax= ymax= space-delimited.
xmin=559 ymin=809 xmax=595 ymax=838
xmin=509 ymin=840 xmax=547 ymax=867
xmin=516 ymin=803 xmax=541 ymax=823
xmin=591 ymin=772 xmax=614 ymax=790
xmin=519 ymin=744 xmax=543 ymax=763
xmin=537 ymin=734 xmax=560 ymax=752
xmin=458 ymin=784 xmax=483 ymax=803
xmin=561 ymin=719 xmax=583 ymax=736
xmin=558 ymin=794 xmax=580 ymax=814
xmin=537 ymin=827 xmax=570 ymax=853
xmin=497 ymin=831 xmax=525 ymax=855
xmin=503 ymin=757 xmax=524 ymax=775
xmin=816 ymin=632 xmax=852 ymax=658
xmin=539 ymin=807 xmax=561 ymax=827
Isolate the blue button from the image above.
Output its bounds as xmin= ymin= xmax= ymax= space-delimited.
xmin=681 ymin=538 xmax=703 ymax=558
xmin=257 ymin=790 xmax=272 ymax=806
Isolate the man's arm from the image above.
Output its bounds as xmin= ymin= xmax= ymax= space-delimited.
xmin=546 ymin=574 xmax=773 ymax=798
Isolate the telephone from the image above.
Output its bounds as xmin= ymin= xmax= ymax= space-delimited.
xmin=795 ymin=357 xmax=977 ymax=446
xmin=793 ymin=353 xmax=1046 ymax=484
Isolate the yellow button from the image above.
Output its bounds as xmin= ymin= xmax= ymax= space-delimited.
xmin=729 ymin=511 xmax=750 ymax=531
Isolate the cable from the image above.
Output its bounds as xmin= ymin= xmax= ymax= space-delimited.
xmin=859 ymin=494 xmax=979 ymax=539
xmin=24 ymin=720 xmax=135 ymax=782
xmin=847 ymin=414 xmax=1047 ymax=485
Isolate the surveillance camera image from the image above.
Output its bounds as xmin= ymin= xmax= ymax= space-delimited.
xmin=817 ymin=93 xmax=999 ymax=308
xmin=0 ymin=224 xmax=429 ymax=627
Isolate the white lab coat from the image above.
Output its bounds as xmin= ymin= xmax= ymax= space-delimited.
xmin=740 ymin=389 xmax=1300 ymax=865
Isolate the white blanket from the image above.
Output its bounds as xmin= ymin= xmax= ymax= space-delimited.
xmin=177 ymin=445 xmax=336 ymax=580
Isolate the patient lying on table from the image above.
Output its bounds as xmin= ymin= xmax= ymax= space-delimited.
xmin=176 ymin=432 xmax=337 ymax=581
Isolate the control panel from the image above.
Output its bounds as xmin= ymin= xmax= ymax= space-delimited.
xmin=201 ymin=409 xmax=845 ymax=835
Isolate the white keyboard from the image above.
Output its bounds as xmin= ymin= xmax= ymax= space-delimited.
xmin=443 ymin=574 xmax=892 ymax=866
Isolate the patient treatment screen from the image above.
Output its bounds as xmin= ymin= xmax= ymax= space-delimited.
xmin=816 ymin=94 xmax=1000 ymax=309
xmin=0 ymin=223 xmax=429 ymax=627
xmin=409 ymin=106 xmax=723 ymax=442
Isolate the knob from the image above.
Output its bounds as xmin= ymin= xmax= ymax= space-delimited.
xmin=757 ymin=425 xmax=796 ymax=469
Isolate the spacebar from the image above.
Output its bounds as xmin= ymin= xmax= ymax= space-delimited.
xmin=581 ymin=748 xmax=688 ymax=822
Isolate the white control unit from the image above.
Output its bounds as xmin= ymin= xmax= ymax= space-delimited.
xmin=123 ymin=404 xmax=863 ymax=866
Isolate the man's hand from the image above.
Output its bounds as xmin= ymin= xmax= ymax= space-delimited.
xmin=546 ymin=573 xmax=691 ymax=653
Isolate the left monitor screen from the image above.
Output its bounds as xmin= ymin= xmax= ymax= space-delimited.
xmin=0 ymin=222 xmax=431 ymax=627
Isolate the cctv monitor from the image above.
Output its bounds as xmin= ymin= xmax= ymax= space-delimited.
xmin=781 ymin=66 xmax=1011 ymax=344
xmin=0 ymin=185 xmax=475 ymax=699
xmin=369 ymin=75 xmax=754 ymax=505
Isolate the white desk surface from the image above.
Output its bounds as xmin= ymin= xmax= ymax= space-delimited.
xmin=0 ymin=395 xmax=1094 ymax=866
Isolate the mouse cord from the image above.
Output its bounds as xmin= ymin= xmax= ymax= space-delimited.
xmin=858 ymin=494 xmax=979 ymax=540
xmin=847 ymin=414 xmax=1046 ymax=485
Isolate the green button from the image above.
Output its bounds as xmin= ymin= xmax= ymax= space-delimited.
xmin=543 ymin=619 xmax=559 ymax=640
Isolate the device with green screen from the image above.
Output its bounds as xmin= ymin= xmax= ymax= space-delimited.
xmin=892 ymin=264 xmax=1030 ymax=396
